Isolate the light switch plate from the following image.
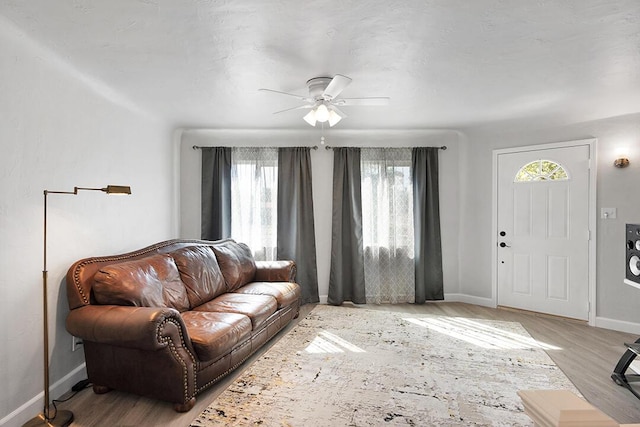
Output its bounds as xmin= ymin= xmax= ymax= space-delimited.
xmin=601 ymin=207 xmax=617 ymax=219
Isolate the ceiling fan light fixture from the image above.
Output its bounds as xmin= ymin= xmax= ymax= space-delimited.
xmin=315 ymin=104 xmax=330 ymax=122
xmin=303 ymin=109 xmax=317 ymax=126
xmin=328 ymin=110 xmax=342 ymax=127
xmin=262 ymin=74 xmax=388 ymax=127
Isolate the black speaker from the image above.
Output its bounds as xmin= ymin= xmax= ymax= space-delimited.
xmin=625 ymin=224 xmax=640 ymax=288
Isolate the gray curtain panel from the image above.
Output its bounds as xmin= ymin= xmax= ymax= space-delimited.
xmin=277 ymin=147 xmax=319 ymax=304
xmin=328 ymin=147 xmax=366 ymax=305
xmin=201 ymin=147 xmax=232 ymax=240
xmin=412 ymin=147 xmax=444 ymax=302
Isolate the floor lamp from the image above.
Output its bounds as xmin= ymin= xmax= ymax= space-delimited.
xmin=23 ymin=185 xmax=131 ymax=427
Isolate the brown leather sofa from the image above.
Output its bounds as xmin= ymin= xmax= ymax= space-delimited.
xmin=65 ymin=239 xmax=301 ymax=412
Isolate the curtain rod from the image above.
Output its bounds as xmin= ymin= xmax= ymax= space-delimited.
xmin=324 ymin=145 xmax=447 ymax=150
xmin=192 ymin=145 xmax=319 ymax=150
xmin=192 ymin=144 xmax=446 ymax=151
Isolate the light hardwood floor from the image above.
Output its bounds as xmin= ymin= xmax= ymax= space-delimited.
xmin=55 ymin=302 xmax=640 ymax=426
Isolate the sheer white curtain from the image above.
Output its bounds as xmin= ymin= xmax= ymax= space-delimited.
xmin=361 ymin=148 xmax=415 ymax=303
xmin=230 ymin=148 xmax=278 ymax=261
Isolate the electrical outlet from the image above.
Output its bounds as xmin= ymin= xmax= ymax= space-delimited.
xmin=72 ymin=336 xmax=83 ymax=352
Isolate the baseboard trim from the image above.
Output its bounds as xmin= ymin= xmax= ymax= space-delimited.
xmin=444 ymin=293 xmax=495 ymax=308
xmin=319 ymin=295 xmax=328 ymax=305
xmin=1 ymin=363 xmax=86 ymax=427
xmin=595 ymin=316 xmax=640 ymax=335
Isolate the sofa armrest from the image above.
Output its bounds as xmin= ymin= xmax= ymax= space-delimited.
xmin=254 ymin=260 xmax=297 ymax=282
xmin=66 ymin=305 xmax=191 ymax=352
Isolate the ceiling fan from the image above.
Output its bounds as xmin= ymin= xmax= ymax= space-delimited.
xmin=259 ymin=74 xmax=389 ymax=127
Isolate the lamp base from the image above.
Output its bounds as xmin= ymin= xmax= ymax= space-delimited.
xmin=22 ymin=410 xmax=74 ymax=427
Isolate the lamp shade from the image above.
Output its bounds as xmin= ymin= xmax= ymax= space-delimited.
xmin=104 ymin=185 xmax=132 ymax=194
xmin=315 ymin=104 xmax=330 ymax=122
xmin=328 ymin=110 xmax=342 ymax=127
xmin=303 ymin=110 xmax=317 ymax=126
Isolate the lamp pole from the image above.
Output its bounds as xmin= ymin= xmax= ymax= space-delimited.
xmin=23 ymin=185 xmax=131 ymax=427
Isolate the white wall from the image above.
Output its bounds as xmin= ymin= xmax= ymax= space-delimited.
xmin=0 ymin=18 xmax=175 ymax=426
xmin=459 ymin=113 xmax=640 ymax=332
xmin=179 ymin=128 xmax=461 ymax=303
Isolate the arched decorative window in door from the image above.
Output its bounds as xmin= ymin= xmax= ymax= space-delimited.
xmin=514 ymin=159 xmax=569 ymax=182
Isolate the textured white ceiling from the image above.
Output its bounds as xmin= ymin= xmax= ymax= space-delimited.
xmin=2 ymin=0 xmax=639 ymax=131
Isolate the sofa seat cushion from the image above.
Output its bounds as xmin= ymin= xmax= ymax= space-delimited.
xmin=181 ymin=311 xmax=252 ymax=362
xmin=194 ymin=293 xmax=277 ymax=330
xmin=93 ymin=254 xmax=190 ymax=311
xmin=170 ymin=245 xmax=226 ymax=308
xmin=235 ymin=282 xmax=300 ymax=309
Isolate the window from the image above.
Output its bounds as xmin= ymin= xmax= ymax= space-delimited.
xmin=361 ymin=148 xmax=415 ymax=303
xmin=230 ymin=148 xmax=278 ymax=261
xmin=514 ymin=159 xmax=568 ymax=182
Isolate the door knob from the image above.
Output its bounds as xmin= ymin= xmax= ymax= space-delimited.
xmin=499 ymin=242 xmax=510 ymax=248
xmin=499 ymin=231 xmax=506 ymax=236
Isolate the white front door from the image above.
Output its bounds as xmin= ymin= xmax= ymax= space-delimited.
xmin=496 ymin=144 xmax=591 ymax=320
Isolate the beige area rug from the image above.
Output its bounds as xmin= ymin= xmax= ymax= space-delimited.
xmin=190 ymin=305 xmax=579 ymax=426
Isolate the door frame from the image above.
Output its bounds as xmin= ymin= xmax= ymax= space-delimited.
xmin=491 ymin=138 xmax=597 ymax=325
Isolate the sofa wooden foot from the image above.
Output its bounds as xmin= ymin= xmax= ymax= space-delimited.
xmin=173 ymin=397 xmax=196 ymax=413
xmin=92 ymin=384 xmax=112 ymax=394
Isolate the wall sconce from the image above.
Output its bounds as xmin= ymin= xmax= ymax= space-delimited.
xmin=614 ymin=157 xmax=630 ymax=168
xmin=614 ymin=147 xmax=630 ymax=168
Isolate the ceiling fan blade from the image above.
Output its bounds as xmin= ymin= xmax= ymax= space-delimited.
xmin=322 ymin=74 xmax=352 ymax=100
xmin=259 ymin=88 xmax=312 ymax=102
xmin=272 ymin=104 xmax=314 ymax=114
xmin=335 ymin=97 xmax=390 ymax=106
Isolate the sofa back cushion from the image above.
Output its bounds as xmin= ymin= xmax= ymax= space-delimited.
xmin=93 ymin=254 xmax=190 ymax=311
xmin=211 ymin=241 xmax=256 ymax=291
xmin=170 ymin=245 xmax=226 ymax=307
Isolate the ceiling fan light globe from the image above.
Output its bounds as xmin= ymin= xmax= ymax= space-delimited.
xmin=315 ymin=104 xmax=330 ymax=122
xmin=328 ymin=110 xmax=342 ymax=127
xmin=303 ymin=110 xmax=317 ymax=126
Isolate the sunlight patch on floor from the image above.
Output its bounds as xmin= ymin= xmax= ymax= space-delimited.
xmin=404 ymin=317 xmax=562 ymax=350
xmin=304 ymin=331 xmax=366 ymax=354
